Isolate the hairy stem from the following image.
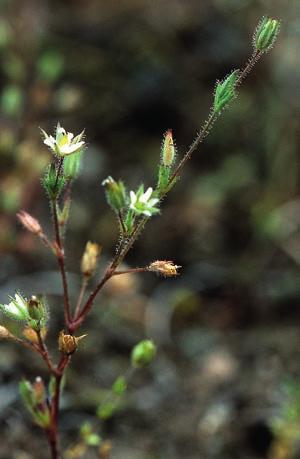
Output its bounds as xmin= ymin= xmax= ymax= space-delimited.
xmin=70 ymin=48 xmax=264 ymax=333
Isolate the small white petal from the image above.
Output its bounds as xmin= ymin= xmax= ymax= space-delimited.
xmin=44 ymin=136 xmax=56 ymax=149
xmin=130 ymin=191 xmax=137 ymax=205
xmin=67 ymin=132 xmax=74 ymax=143
xmin=143 ymin=210 xmax=152 ymax=217
xmin=59 ymin=142 xmax=84 ymax=155
xmin=148 ymin=198 xmax=159 ymax=206
xmin=141 ymin=187 xmax=153 ymax=203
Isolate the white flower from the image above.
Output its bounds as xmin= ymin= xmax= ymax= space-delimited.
xmin=0 ymin=293 xmax=29 ymax=321
xmin=129 ymin=187 xmax=159 ymax=217
xmin=41 ymin=123 xmax=85 ymax=156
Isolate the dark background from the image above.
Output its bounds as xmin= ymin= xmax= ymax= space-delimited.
xmin=0 ymin=0 xmax=299 ymax=458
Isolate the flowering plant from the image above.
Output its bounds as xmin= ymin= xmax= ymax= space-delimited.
xmin=0 ymin=16 xmax=280 ymax=459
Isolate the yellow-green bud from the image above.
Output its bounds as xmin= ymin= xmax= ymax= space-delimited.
xmin=131 ymin=339 xmax=157 ymax=368
xmin=162 ymin=129 xmax=175 ymax=167
xmin=81 ymin=241 xmax=101 ymax=278
xmin=254 ymin=17 xmax=280 ymax=53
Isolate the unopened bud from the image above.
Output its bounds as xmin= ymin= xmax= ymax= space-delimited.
xmin=0 ymin=325 xmax=15 ymax=339
xmin=148 ymin=260 xmax=181 ymax=277
xmin=81 ymin=241 xmax=101 ymax=278
xmin=58 ymin=330 xmax=86 ymax=355
xmin=214 ymin=70 xmax=239 ymax=115
xmin=27 ymin=296 xmax=46 ymax=321
xmin=131 ymin=339 xmax=157 ymax=368
xmin=254 ymin=17 xmax=280 ymax=53
xmin=102 ymin=176 xmax=127 ymax=212
xmin=99 ymin=440 xmax=112 ymax=459
xmin=162 ymin=129 xmax=176 ymax=167
xmin=23 ymin=326 xmax=47 ymax=344
xmin=17 ymin=210 xmax=42 ymax=235
xmin=19 ymin=378 xmax=50 ymax=428
xmin=32 ymin=376 xmax=46 ymax=404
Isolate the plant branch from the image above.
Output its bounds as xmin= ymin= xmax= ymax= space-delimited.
xmin=70 ymin=48 xmax=265 ymax=331
xmin=35 ymin=330 xmax=58 ymax=375
xmin=113 ymin=267 xmax=150 ymax=276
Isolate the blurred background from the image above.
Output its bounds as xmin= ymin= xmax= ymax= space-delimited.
xmin=0 ymin=0 xmax=299 ymax=458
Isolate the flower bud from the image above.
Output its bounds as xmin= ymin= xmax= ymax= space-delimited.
xmin=131 ymin=339 xmax=157 ymax=368
xmin=58 ymin=330 xmax=86 ymax=355
xmin=81 ymin=241 xmax=101 ymax=278
xmin=254 ymin=17 xmax=280 ymax=53
xmin=162 ymin=129 xmax=176 ymax=167
xmin=23 ymin=325 xmax=47 ymax=344
xmin=19 ymin=377 xmax=50 ymax=428
xmin=213 ymin=69 xmax=239 ymax=115
xmin=99 ymin=441 xmax=112 ymax=459
xmin=0 ymin=325 xmax=15 ymax=339
xmin=17 ymin=210 xmax=42 ymax=235
xmin=148 ymin=260 xmax=181 ymax=277
xmin=27 ymin=296 xmax=46 ymax=321
xmin=112 ymin=376 xmax=127 ymax=396
xmin=32 ymin=376 xmax=46 ymax=404
xmin=102 ymin=176 xmax=127 ymax=212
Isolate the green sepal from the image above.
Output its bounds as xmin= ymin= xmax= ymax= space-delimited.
xmin=57 ymin=199 xmax=71 ymax=227
xmin=42 ymin=162 xmax=65 ymax=199
xmin=157 ymin=165 xmax=171 ymax=194
xmin=19 ymin=379 xmax=34 ymax=412
xmin=124 ymin=209 xmax=135 ymax=233
xmin=63 ymin=151 xmax=82 ymax=179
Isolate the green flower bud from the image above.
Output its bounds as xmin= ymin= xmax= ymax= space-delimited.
xmin=254 ymin=17 xmax=280 ymax=53
xmin=97 ymin=400 xmax=118 ymax=420
xmin=131 ymin=339 xmax=157 ymax=368
xmin=112 ymin=376 xmax=127 ymax=396
xmin=102 ymin=176 xmax=127 ymax=212
xmin=213 ymin=70 xmax=239 ymax=115
xmin=19 ymin=377 xmax=50 ymax=428
xmin=27 ymin=296 xmax=46 ymax=322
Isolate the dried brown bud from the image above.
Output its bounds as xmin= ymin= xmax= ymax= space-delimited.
xmin=58 ymin=331 xmax=86 ymax=355
xmin=17 ymin=210 xmax=42 ymax=235
xmin=0 ymin=325 xmax=15 ymax=339
xmin=81 ymin=241 xmax=101 ymax=278
xmin=99 ymin=440 xmax=112 ymax=459
xmin=148 ymin=260 xmax=181 ymax=277
xmin=23 ymin=326 xmax=47 ymax=344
